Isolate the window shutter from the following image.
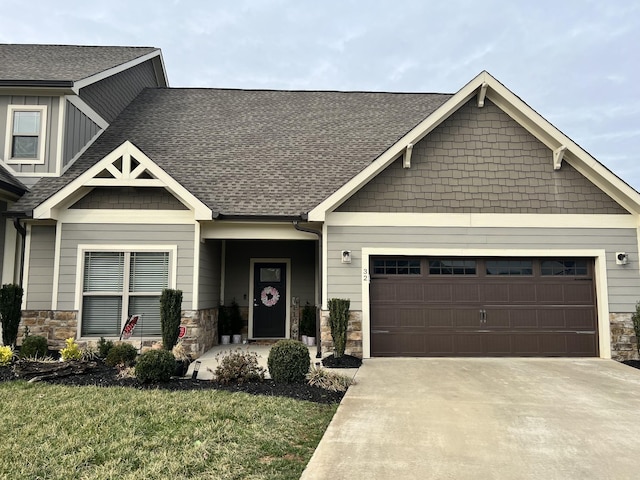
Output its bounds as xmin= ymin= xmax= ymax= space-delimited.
xmin=129 ymin=252 xmax=169 ymax=292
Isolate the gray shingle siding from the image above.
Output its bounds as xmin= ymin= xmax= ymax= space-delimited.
xmin=79 ymin=60 xmax=159 ymax=123
xmin=69 ymin=187 xmax=188 ymax=210
xmin=337 ymin=100 xmax=628 ymax=214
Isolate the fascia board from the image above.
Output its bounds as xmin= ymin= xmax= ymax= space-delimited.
xmin=33 ymin=140 xmax=213 ymax=220
xmin=308 ymin=71 xmax=489 ymax=222
xmin=72 ymin=50 xmax=164 ymax=93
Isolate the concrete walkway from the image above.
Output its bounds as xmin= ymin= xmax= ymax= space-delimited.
xmin=301 ymin=358 xmax=640 ymax=480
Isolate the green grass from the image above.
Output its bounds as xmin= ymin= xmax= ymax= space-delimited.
xmin=0 ymin=382 xmax=337 ymax=480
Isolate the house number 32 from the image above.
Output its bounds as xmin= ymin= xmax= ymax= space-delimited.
xmin=363 ymin=268 xmax=369 ymax=282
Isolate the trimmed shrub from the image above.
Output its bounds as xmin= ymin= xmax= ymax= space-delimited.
xmin=267 ymin=339 xmax=310 ymax=383
xmin=105 ymin=343 xmax=138 ymax=367
xmin=300 ymin=303 xmax=316 ymax=337
xmin=213 ymin=349 xmax=265 ymax=384
xmin=97 ymin=337 xmax=114 ymax=358
xmin=328 ymin=298 xmax=350 ymax=358
xmin=60 ymin=338 xmax=83 ymax=361
xmin=160 ymin=288 xmax=183 ymax=351
xmin=135 ymin=349 xmax=176 ymax=383
xmin=0 ymin=345 xmax=14 ymax=366
xmin=218 ymin=304 xmax=231 ymax=336
xmin=20 ymin=335 xmax=48 ymax=358
xmin=0 ymin=283 xmax=23 ymax=347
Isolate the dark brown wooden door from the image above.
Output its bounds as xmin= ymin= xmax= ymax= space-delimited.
xmin=370 ymin=257 xmax=597 ymax=357
xmin=253 ymin=262 xmax=286 ymax=338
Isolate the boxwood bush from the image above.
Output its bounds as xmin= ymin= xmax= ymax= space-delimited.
xmin=20 ymin=335 xmax=48 ymax=358
xmin=267 ymin=339 xmax=310 ymax=383
xmin=135 ymin=349 xmax=176 ymax=383
xmin=105 ymin=343 xmax=138 ymax=367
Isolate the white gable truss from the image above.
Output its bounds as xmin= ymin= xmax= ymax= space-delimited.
xmin=33 ymin=140 xmax=213 ymax=220
xmin=308 ymin=71 xmax=640 ymax=221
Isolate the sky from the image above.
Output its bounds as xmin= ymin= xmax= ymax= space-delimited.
xmin=2 ymin=0 xmax=639 ymax=190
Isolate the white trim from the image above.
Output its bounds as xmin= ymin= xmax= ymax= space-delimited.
xmin=72 ymin=51 xmax=164 ymax=93
xmin=308 ymin=71 xmax=640 ymax=220
xmin=33 ymin=141 xmax=213 ymax=221
xmin=201 ymin=222 xmax=318 ymax=240
xmin=1 ymin=219 xmax=17 ymax=285
xmin=51 ymin=222 xmax=62 ymax=309
xmin=4 ymin=104 xmax=48 ymax=165
xmin=74 ymin=244 xmax=178 ymax=338
xmin=55 ymin=98 xmax=65 ymax=175
xmin=248 ymin=258 xmax=291 ymax=339
xmin=322 ymin=222 xmax=328 ymax=309
xmin=57 ymin=209 xmax=195 ymax=224
xmin=21 ymin=224 xmax=32 ymax=310
xmin=192 ymin=222 xmax=200 ymax=310
xmin=360 ymin=247 xmax=611 ymax=359
xmin=65 ymin=95 xmax=109 ymax=129
xmin=326 ymin=212 xmax=639 ymax=229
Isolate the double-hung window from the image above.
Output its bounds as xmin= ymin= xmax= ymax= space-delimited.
xmin=81 ymin=251 xmax=170 ymax=337
xmin=5 ymin=105 xmax=47 ymax=163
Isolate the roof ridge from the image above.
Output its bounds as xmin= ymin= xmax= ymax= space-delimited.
xmin=150 ymin=87 xmax=453 ymax=95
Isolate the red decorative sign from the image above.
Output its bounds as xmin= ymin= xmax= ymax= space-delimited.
xmin=120 ymin=314 xmax=140 ymax=340
xmin=178 ymin=326 xmax=186 ymax=338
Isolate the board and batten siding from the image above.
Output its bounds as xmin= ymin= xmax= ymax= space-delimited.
xmin=63 ymin=101 xmax=100 ymax=167
xmin=25 ymin=225 xmax=56 ymax=310
xmin=57 ymin=223 xmax=196 ymax=310
xmin=0 ymin=95 xmax=61 ymax=174
xmin=198 ymin=239 xmax=221 ymax=310
xmin=326 ymin=225 xmax=640 ymax=312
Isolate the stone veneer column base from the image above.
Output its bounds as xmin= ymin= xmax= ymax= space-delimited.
xmin=180 ymin=308 xmax=218 ymax=358
xmin=610 ymin=312 xmax=638 ymax=361
xmin=19 ymin=310 xmax=78 ymax=350
xmin=320 ymin=310 xmax=363 ymax=359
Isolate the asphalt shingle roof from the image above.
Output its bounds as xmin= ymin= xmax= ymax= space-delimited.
xmin=0 ymin=44 xmax=158 ymax=84
xmin=11 ymin=88 xmax=452 ymax=217
xmin=0 ymin=165 xmax=27 ymax=195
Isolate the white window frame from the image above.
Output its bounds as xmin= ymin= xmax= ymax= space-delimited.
xmin=4 ymin=104 xmax=48 ymax=164
xmin=75 ymin=244 xmax=178 ymax=339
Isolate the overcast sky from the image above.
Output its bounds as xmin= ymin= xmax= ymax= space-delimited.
xmin=2 ymin=0 xmax=639 ymax=190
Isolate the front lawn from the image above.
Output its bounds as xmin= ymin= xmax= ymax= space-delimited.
xmin=0 ymin=381 xmax=337 ymax=480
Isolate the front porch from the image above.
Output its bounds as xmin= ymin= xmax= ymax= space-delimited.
xmin=186 ymin=343 xmax=360 ymax=380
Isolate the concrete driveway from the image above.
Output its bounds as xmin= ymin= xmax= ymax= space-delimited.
xmin=301 ymin=358 xmax=640 ymax=480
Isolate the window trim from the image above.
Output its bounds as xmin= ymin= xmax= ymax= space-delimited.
xmin=75 ymin=244 xmax=177 ymax=339
xmin=4 ymin=104 xmax=48 ymax=164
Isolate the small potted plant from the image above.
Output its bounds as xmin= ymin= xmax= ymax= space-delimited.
xmin=301 ymin=303 xmax=317 ymax=346
xmin=229 ymin=300 xmax=243 ymax=344
xmin=218 ymin=304 xmax=231 ymax=345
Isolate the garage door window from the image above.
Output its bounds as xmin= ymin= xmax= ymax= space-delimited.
xmin=429 ymin=259 xmax=476 ymax=275
xmin=486 ymin=260 xmax=533 ymax=276
xmin=541 ymin=260 xmax=588 ymax=276
xmin=373 ymin=259 xmax=421 ymax=275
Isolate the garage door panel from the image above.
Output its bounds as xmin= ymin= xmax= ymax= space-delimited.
xmin=370 ymin=256 xmax=598 ymax=357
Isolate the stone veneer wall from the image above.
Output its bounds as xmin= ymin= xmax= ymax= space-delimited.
xmin=610 ymin=313 xmax=638 ymax=361
xmin=320 ymin=310 xmax=363 ymax=358
xmin=19 ymin=311 xmax=78 ymax=350
xmin=180 ymin=308 xmax=218 ymax=358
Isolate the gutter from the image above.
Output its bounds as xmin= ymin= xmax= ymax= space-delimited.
xmin=293 ymin=220 xmax=322 ymax=359
xmin=0 ymin=80 xmax=74 ymax=88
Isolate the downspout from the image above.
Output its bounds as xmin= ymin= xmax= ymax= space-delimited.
xmin=293 ymin=220 xmax=322 ymax=359
xmin=12 ymin=217 xmax=26 ymax=287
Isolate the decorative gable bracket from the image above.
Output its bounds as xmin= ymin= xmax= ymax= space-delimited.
xmin=553 ymin=145 xmax=567 ymax=170
xmin=33 ymin=141 xmax=213 ymax=220
xmin=477 ymin=82 xmax=488 ymax=108
xmin=403 ymin=143 xmax=414 ymax=169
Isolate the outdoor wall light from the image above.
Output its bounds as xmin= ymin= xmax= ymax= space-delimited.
xmin=192 ymin=360 xmax=201 ymax=380
xmin=341 ymin=250 xmax=352 ymax=264
xmin=616 ymin=252 xmax=629 ymax=265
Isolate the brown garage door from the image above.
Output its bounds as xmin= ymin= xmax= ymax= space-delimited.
xmin=370 ymin=257 xmax=598 ymax=357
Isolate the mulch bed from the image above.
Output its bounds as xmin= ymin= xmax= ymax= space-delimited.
xmin=0 ymin=360 xmax=345 ymax=404
xmin=322 ymin=354 xmax=362 ymax=369
xmin=622 ymin=360 xmax=640 ymax=371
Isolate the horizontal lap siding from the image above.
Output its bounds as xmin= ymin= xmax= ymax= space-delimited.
xmin=327 ymin=226 xmax=640 ymax=311
xmin=26 ymin=225 xmax=56 ymax=310
xmin=198 ymin=240 xmax=221 ymax=310
xmin=58 ymin=223 xmax=195 ymax=310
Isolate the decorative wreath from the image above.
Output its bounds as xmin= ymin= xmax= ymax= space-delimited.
xmin=260 ymin=286 xmax=280 ymax=307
